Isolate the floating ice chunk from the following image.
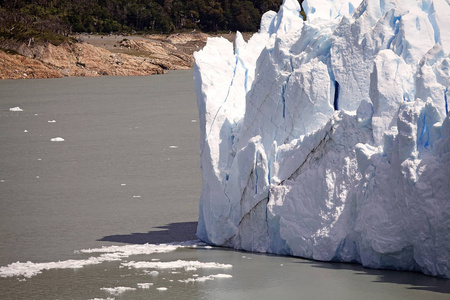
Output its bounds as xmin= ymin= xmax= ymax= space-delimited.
xmin=23 ymin=130 xmax=28 ymax=133
xmin=156 ymin=287 xmax=168 ymax=291
xmin=1 ymin=243 xmax=185 ymax=278
xmin=137 ymin=283 xmax=153 ymax=289
xmin=50 ymin=137 xmax=64 ymax=142
xmin=48 ymin=120 xmax=56 ymax=123
xmin=169 ymin=145 xmax=179 ymax=149
xmin=178 ymin=273 xmax=233 ymax=283
xmin=79 ymin=243 xmax=180 ymax=256
xmin=133 ymin=195 xmax=141 ymax=198
xmin=0 ymin=258 xmax=107 ymax=278
xmin=191 ymin=120 xmax=197 ymax=123
xmin=9 ymin=107 xmax=23 ymax=112
xmin=209 ymin=273 xmax=232 ymax=279
xmin=122 ymin=260 xmax=232 ymax=271
xmin=100 ymin=286 xmax=136 ymax=295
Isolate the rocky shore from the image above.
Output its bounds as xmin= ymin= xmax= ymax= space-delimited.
xmin=0 ymin=32 xmax=210 ymax=79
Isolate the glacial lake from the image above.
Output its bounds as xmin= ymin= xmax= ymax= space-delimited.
xmin=0 ymin=70 xmax=448 ymax=299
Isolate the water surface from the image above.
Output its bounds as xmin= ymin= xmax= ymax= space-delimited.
xmin=0 ymin=71 xmax=448 ymax=299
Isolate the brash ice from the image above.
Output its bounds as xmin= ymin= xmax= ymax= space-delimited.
xmin=193 ymin=0 xmax=450 ymax=278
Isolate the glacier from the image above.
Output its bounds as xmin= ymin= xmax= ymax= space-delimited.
xmin=193 ymin=0 xmax=450 ymax=278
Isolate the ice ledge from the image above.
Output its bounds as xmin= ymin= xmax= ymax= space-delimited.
xmin=194 ymin=0 xmax=450 ymax=278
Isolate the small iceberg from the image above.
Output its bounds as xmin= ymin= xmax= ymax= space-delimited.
xmin=9 ymin=107 xmax=23 ymax=112
xmin=50 ymin=137 xmax=65 ymax=142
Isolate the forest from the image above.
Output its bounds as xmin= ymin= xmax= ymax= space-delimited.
xmin=0 ymin=0 xmax=308 ymax=44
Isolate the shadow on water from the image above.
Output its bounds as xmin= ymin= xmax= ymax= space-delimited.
xmin=295 ymin=260 xmax=450 ymax=294
xmin=99 ymin=221 xmax=449 ymax=295
xmin=98 ymin=221 xmax=198 ymax=244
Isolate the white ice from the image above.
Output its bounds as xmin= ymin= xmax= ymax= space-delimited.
xmin=0 ymin=243 xmax=195 ymax=278
xmin=137 ymin=282 xmax=153 ymax=289
xmin=50 ymin=137 xmax=65 ymax=142
xmin=178 ymin=273 xmax=233 ymax=283
xmin=194 ymin=0 xmax=450 ymax=278
xmin=9 ymin=107 xmax=23 ymax=111
xmin=101 ymin=286 xmax=136 ymax=295
xmin=122 ymin=260 xmax=232 ymax=271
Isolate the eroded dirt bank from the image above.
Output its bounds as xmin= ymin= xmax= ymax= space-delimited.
xmin=0 ymin=32 xmax=210 ymax=79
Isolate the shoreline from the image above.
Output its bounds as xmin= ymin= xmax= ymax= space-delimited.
xmin=0 ymin=32 xmax=252 ymax=80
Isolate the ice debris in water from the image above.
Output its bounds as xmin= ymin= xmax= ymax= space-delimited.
xmin=137 ymin=282 xmax=153 ymax=289
xmin=122 ymin=260 xmax=233 ymax=271
xmin=178 ymin=274 xmax=233 ymax=283
xmin=50 ymin=137 xmax=65 ymax=142
xmin=0 ymin=243 xmax=200 ymax=278
xmin=9 ymin=107 xmax=23 ymax=112
xmin=100 ymin=286 xmax=136 ymax=295
xmin=194 ymin=0 xmax=450 ymax=278
xmin=147 ymin=270 xmax=159 ymax=276
xmin=156 ymin=287 xmax=168 ymax=291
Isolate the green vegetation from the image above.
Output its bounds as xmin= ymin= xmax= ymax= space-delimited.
xmin=0 ymin=0 xmax=308 ymax=45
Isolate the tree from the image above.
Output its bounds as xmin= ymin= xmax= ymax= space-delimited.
xmin=231 ymin=0 xmax=260 ymax=32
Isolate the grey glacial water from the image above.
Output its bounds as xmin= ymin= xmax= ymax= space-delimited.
xmin=0 ymin=70 xmax=448 ymax=299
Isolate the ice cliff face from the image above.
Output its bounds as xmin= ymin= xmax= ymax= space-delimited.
xmin=193 ymin=0 xmax=450 ymax=278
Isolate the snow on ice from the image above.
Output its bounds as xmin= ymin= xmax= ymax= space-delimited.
xmin=194 ymin=0 xmax=450 ymax=277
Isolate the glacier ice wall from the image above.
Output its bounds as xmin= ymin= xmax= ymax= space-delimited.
xmin=194 ymin=0 xmax=450 ymax=278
